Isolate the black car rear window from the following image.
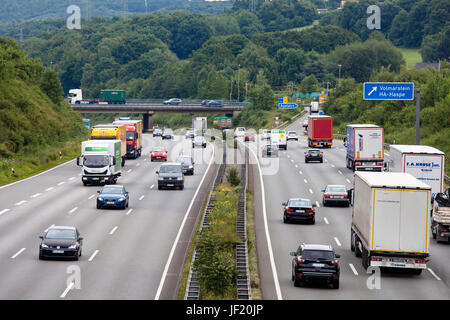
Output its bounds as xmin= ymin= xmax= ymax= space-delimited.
xmin=302 ymin=250 xmax=334 ymax=261
xmin=288 ymin=200 xmax=311 ymax=207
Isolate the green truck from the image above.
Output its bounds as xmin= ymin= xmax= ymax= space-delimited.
xmin=99 ymin=90 xmax=126 ymax=104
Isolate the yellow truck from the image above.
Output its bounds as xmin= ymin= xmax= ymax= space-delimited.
xmin=91 ymin=124 xmax=127 ymax=166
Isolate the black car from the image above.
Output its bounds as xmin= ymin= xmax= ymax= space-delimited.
xmin=262 ymin=144 xmax=278 ymax=157
xmin=305 ymin=149 xmax=323 ymax=163
xmin=157 ymin=163 xmax=184 ymax=190
xmin=39 ymin=226 xmax=83 ymax=260
xmin=206 ymin=100 xmax=224 ymax=107
xmin=96 ymin=185 xmax=129 ymax=209
xmin=290 ymin=244 xmax=340 ymax=289
xmin=201 ymin=100 xmax=210 ymax=106
xmin=162 ymin=129 xmax=174 ymax=140
xmin=282 ymin=198 xmax=316 ymax=224
xmin=177 ymin=155 xmax=194 ymax=175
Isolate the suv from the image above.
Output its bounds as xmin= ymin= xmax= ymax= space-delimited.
xmin=192 ymin=135 xmax=207 ymax=148
xmin=290 ymin=244 xmax=340 ymax=289
xmin=156 ymin=163 xmax=184 ymax=190
xmin=305 ymin=149 xmax=323 ymax=163
xmin=287 ymin=131 xmax=298 ymax=141
xmin=153 ymin=128 xmax=163 ymax=137
xmin=162 ymin=128 xmax=174 ymax=140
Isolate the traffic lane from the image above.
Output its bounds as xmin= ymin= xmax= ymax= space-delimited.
xmin=65 ymin=142 xmax=214 ymax=299
xmin=282 ymin=139 xmax=449 ymax=298
xmin=260 ymin=150 xmax=376 ymax=299
xmin=0 ymin=135 xmax=185 ymax=299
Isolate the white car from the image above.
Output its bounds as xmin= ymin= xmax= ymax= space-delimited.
xmin=192 ymin=135 xmax=207 ymax=148
xmin=287 ymin=131 xmax=298 ymax=141
xmin=261 ymin=129 xmax=271 ymax=140
xmin=234 ymin=127 xmax=246 ymax=138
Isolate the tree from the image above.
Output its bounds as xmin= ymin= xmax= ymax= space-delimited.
xmin=299 ymin=74 xmax=320 ymax=93
xmin=40 ymin=69 xmax=63 ymax=104
xmin=248 ymin=84 xmax=274 ymax=111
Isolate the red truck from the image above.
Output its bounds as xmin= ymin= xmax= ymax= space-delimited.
xmin=113 ymin=118 xmax=143 ymax=159
xmin=307 ymin=115 xmax=333 ymax=148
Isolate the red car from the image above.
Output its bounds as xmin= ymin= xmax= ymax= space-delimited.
xmin=244 ymin=132 xmax=255 ymax=142
xmin=150 ymin=147 xmax=168 ymax=162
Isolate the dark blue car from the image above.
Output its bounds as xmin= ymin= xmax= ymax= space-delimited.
xmin=96 ymin=185 xmax=129 ymax=209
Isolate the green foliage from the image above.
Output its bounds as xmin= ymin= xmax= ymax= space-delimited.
xmin=299 ymin=74 xmax=320 ymax=92
xmin=226 ymin=167 xmax=241 ymax=186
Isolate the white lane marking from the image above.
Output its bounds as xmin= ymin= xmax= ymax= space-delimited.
xmin=309 ymin=189 xmax=313 ymax=194
xmin=126 ymin=209 xmax=133 ymax=215
xmin=324 ymin=159 xmax=328 ymax=162
xmin=136 ymin=163 xmax=140 ymax=167
xmin=324 ymin=217 xmax=329 ymax=224
xmin=334 ymin=237 xmax=342 ymax=247
xmin=338 ymin=170 xmax=343 ymax=175
xmin=346 ymin=178 xmax=351 ymax=184
xmin=127 ymin=169 xmax=132 ymax=173
xmin=15 ymin=200 xmax=27 ymax=206
xmin=60 ymin=282 xmax=74 ymax=298
xmin=155 ymin=142 xmax=217 ymax=300
xmin=244 ymin=143 xmax=282 ymax=300
xmin=330 ymin=164 xmax=335 ymax=168
xmin=57 ymin=181 xmax=65 ymax=186
xmin=0 ymin=159 xmax=75 ymax=190
xmin=109 ymin=226 xmax=118 ymax=235
xmin=11 ymin=248 xmax=26 ymax=259
xmin=150 ymin=184 xmax=154 ymax=189
xmin=45 ymin=187 xmax=54 ymax=191
xmin=299 ymin=171 xmax=303 ymax=175
xmin=287 ymin=154 xmax=290 ymax=158
xmin=315 ymin=201 xmax=320 ymax=207
xmin=31 ymin=193 xmax=41 ymax=198
xmin=139 ymin=195 xmax=145 ymax=201
xmin=144 ymin=158 xmax=147 ymax=161
xmin=0 ymin=209 xmax=10 ymax=216
xmin=68 ymin=207 xmax=78 ymax=214
xmin=349 ymin=263 xmax=359 ymax=276
xmin=304 ymin=179 xmax=308 ymax=184
xmin=295 ymin=164 xmax=298 ymax=168
xmin=88 ymin=194 xmax=95 ymax=200
xmin=88 ymin=250 xmax=99 ymax=262
xmin=68 ymin=177 xmax=75 ymax=181
xmin=427 ymin=268 xmax=441 ymax=281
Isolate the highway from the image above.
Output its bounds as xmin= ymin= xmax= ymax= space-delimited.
xmin=245 ymin=114 xmax=450 ymax=300
xmin=0 ymin=133 xmax=215 ymax=299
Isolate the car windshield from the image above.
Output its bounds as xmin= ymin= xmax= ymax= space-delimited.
xmin=152 ymin=148 xmax=165 ymax=153
xmin=160 ymin=165 xmax=181 ymax=174
xmin=288 ymin=131 xmax=296 ymax=135
xmin=101 ymin=186 xmax=123 ymax=194
xmin=194 ymin=136 xmax=204 ymax=141
xmin=302 ymin=250 xmax=335 ymax=261
xmin=177 ymin=157 xmax=192 ymax=165
xmin=46 ymin=229 xmax=76 ymax=240
xmin=83 ymin=155 xmax=109 ymax=168
xmin=164 ymin=130 xmax=173 ymax=134
xmin=309 ymin=150 xmax=320 ymax=154
xmin=327 ymin=186 xmax=347 ymax=193
xmin=289 ymin=200 xmax=311 ymax=207
xmin=126 ymin=132 xmax=135 ymax=140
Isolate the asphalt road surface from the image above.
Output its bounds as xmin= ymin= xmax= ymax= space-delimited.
xmin=0 ymin=134 xmax=214 ymax=299
xmin=245 ymin=114 xmax=450 ymax=300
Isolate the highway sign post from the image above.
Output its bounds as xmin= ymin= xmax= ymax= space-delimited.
xmin=363 ymin=82 xmax=414 ymax=100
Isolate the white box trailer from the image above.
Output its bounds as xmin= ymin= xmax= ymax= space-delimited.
xmin=346 ymin=124 xmax=384 ymax=172
xmin=350 ymin=172 xmax=431 ymax=274
xmin=388 ymin=145 xmax=445 ymax=196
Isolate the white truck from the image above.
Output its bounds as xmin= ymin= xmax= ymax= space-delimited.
xmin=346 ymin=124 xmax=384 ymax=172
xmin=270 ymin=129 xmax=287 ymax=150
xmin=310 ymin=101 xmax=319 ymax=114
xmin=388 ymin=145 xmax=445 ymax=197
xmin=350 ymin=172 xmax=431 ymax=274
xmin=77 ymin=140 xmax=122 ymax=186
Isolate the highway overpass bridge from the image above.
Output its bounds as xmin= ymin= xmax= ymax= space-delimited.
xmin=71 ymin=101 xmax=248 ymax=131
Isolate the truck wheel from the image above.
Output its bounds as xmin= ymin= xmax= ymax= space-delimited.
xmin=293 ymin=275 xmax=302 ymax=287
xmin=350 ymin=232 xmax=355 ymax=252
xmin=332 ymin=280 xmax=339 ymax=289
xmin=362 ymin=247 xmax=369 ymax=270
xmin=354 ymin=237 xmax=362 ymax=257
xmin=83 ymin=182 xmax=88 ymax=186
xmin=431 ymin=226 xmax=436 ymax=239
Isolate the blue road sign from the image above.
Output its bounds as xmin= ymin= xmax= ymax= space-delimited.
xmin=363 ymin=82 xmax=414 ymax=100
xmin=278 ymin=96 xmax=283 ymax=104
xmin=278 ymin=103 xmax=298 ymax=109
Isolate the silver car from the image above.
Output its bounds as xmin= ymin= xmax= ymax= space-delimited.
xmin=321 ymin=185 xmax=350 ymax=207
xmin=192 ymin=135 xmax=206 ymax=148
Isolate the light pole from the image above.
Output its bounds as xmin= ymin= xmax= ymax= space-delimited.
xmin=338 ymin=64 xmax=342 ymax=87
xmin=237 ymin=64 xmax=240 ymax=102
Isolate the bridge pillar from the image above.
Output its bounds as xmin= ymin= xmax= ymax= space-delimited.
xmin=143 ymin=112 xmax=154 ymax=132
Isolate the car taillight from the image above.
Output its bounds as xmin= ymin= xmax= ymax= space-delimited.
xmin=441 ymin=227 xmax=448 ymax=232
xmin=297 ymin=257 xmax=305 ymax=264
xmin=306 ymin=154 xmax=310 ymax=157
xmin=305 ymin=209 xmax=314 ymax=213
xmin=355 ymin=163 xmax=361 ymax=166
xmin=286 ymin=208 xmax=295 ymax=212
xmin=325 ymin=195 xmax=330 ymax=199
xmin=377 ymin=162 xmax=383 ymax=166
xmin=343 ymin=196 xmax=348 ymax=199
xmin=319 ymin=154 xmax=322 ymax=157
xmin=332 ymin=260 xmax=339 ymax=266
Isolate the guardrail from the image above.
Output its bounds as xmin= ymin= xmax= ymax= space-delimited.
xmin=332 ymin=134 xmax=449 ymax=184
